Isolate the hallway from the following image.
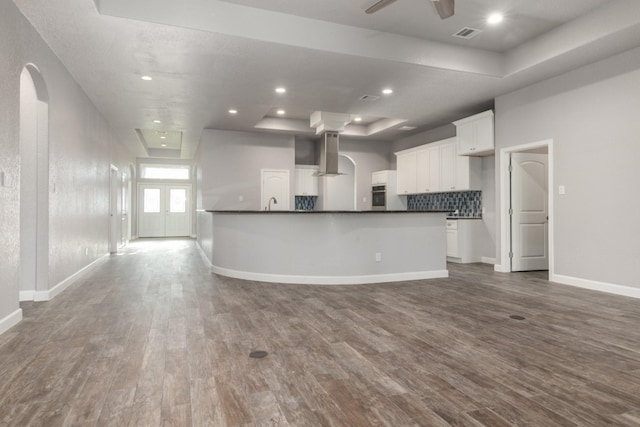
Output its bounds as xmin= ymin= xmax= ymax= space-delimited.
xmin=1 ymin=239 xmax=640 ymax=426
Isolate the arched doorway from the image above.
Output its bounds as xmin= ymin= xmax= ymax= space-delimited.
xmin=323 ymin=154 xmax=357 ymax=211
xmin=19 ymin=64 xmax=49 ymax=301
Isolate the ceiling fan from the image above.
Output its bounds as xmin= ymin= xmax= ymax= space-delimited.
xmin=365 ymin=0 xmax=455 ymax=19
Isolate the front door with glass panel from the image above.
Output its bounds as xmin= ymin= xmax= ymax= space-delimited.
xmin=138 ymin=184 xmax=191 ymax=237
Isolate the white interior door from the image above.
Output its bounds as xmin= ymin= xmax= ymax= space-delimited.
xmin=261 ymin=170 xmax=290 ymax=211
xmin=511 ymin=153 xmax=549 ymax=271
xmin=138 ymin=184 xmax=192 ymax=237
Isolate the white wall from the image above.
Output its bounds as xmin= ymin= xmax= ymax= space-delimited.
xmin=479 ymin=157 xmax=496 ymax=260
xmin=197 ymin=129 xmax=295 ymax=210
xmin=0 ymin=1 xmax=134 ymax=331
xmin=495 ymin=46 xmax=640 ymax=289
xmin=336 ymin=138 xmax=392 ymax=210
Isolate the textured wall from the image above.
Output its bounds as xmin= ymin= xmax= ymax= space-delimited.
xmin=495 ymin=46 xmax=640 ymax=287
xmin=0 ymin=1 xmax=134 ymax=328
xmin=0 ymin=1 xmax=23 ymax=322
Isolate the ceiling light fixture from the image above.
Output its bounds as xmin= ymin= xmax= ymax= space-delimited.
xmin=160 ymin=136 xmax=166 ymax=139
xmin=141 ymin=75 xmax=153 ymax=81
xmin=228 ymin=109 xmax=238 ymax=114
xmin=153 ymin=119 xmax=161 ymax=124
xmin=382 ymin=88 xmax=393 ymax=95
xmin=276 ymin=109 xmax=286 ymax=115
xmin=161 ymin=143 xmax=167 ymax=147
xmin=354 ymin=117 xmax=362 ymax=122
xmin=487 ymin=13 xmax=504 ymax=25
xmin=275 ymin=87 xmax=286 ymax=94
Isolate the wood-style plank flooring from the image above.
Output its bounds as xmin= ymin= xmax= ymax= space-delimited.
xmin=1 ymin=238 xmax=640 ymax=426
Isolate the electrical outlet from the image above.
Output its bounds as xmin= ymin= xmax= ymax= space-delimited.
xmin=238 ymin=195 xmax=244 ymax=202
xmin=559 ymin=185 xmax=565 ymax=195
xmin=375 ymin=252 xmax=382 ymax=262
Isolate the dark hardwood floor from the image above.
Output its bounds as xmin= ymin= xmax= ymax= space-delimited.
xmin=1 ymin=238 xmax=639 ymax=426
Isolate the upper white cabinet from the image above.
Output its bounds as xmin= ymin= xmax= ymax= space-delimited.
xmin=295 ymin=165 xmax=319 ymax=196
xmin=396 ymin=152 xmax=417 ymax=195
xmin=453 ymin=110 xmax=494 ymax=156
xmin=371 ymin=170 xmax=394 ymax=186
xmin=395 ymin=138 xmax=481 ymax=195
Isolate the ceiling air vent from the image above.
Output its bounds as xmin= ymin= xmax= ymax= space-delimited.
xmin=359 ymin=95 xmax=381 ymax=102
xmin=453 ymin=27 xmax=482 ymax=40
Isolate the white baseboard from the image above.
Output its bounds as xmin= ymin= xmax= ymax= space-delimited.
xmin=211 ymin=265 xmax=449 ymax=285
xmin=0 ymin=308 xmax=22 ymax=335
xmin=552 ymin=274 xmax=640 ymax=299
xmin=19 ymin=290 xmax=35 ymax=302
xmin=34 ymin=254 xmax=108 ymax=302
xmin=494 ymin=264 xmax=510 ymax=273
xmin=481 ymin=257 xmax=496 ymax=265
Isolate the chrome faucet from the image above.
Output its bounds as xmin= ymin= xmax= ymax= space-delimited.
xmin=266 ymin=196 xmax=278 ymax=211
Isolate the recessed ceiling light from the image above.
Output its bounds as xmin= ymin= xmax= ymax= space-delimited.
xmin=153 ymin=119 xmax=161 ymax=124
xmin=276 ymin=109 xmax=286 ymax=115
xmin=382 ymin=88 xmax=393 ymax=95
xmin=161 ymin=143 xmax=167 ymax=147
xmin=487 ymin=13 xmax=503 ymax=25
xmin=399 ymin=126 xmax=417 ymax=131
xmin=160 ymin=136 xmax=166 ymax=139
xmin=141 ymin=75 xmax=153 ymax=81
xmin=275 ymin=87 xmax=286 ymax=94
xmin=353 ymin=117 xmax=362 ymax=122
xmin=228 ymin=109 xmax=238 ymax=114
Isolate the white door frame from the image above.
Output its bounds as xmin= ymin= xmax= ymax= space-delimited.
xmin=109 ymin=165 xmax=119 ymax=253
xmin=497 ymin=139 xmax=555 ymax=279
xmin=137 ymin=183 xmax=193 ymax=237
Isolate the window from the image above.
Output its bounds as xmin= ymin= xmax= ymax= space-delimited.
xmin=140 ymin=164 xmax=190 ymax=180
xmin=169 ymin=188 xmax=187 ymax=213
xmin=143 ymin=188 xmax=161 ymax=213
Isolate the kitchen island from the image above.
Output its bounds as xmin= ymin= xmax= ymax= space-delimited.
xmin=198 ymin=210 xmax=449 ymax=285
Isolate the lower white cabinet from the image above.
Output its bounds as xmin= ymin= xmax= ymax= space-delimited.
xmin=446 ymin=219 xmax=484 ymax=263
xmin=295 ymin=165 xmax=318 ymax=196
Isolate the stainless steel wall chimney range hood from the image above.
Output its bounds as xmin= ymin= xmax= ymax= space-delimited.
xmin=317 ymin=131 xmax=342 ymax=176
xmin=310 ymin=111 xmax=351 ymax=176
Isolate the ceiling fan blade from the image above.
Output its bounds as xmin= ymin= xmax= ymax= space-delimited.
xmin=365 ymin=0 xmax=398 ymax=14
xmin=432 ymin=0 xmax=454 ymax=19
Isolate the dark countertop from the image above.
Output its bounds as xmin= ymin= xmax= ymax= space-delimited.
xmin=447 ymin=216 xmax=483 ymax=220
xmin=204 ymin=210 xmax=451 ymax=214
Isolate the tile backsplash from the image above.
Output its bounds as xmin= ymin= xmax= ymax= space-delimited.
xmin=407 ymin=191 xmax=482 ymax=217
xmin=295 ymin=196 xmax=317 ymax=211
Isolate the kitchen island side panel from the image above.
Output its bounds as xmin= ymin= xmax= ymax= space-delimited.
xmin=207 ymin=211 xmax=447 ymax=285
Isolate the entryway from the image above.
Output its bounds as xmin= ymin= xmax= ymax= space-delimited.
xmin=498 ymin=140 xmax=554 ymax=276
xmin=138 ymin=184 xmax=192 ymax=237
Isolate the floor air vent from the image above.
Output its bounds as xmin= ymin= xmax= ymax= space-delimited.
xmin=453 ymin=27 xmax=482 ymax=39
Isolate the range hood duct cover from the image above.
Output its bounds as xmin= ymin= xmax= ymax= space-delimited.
xmin=318 ymin=132 xmax=342 ymax=176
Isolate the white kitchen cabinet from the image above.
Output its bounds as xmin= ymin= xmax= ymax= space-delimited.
xmin=453 ymin=110 xmax=494 ymax=156
xmin=295 ymin=165 xmax=318 ymax=196
xmin=395 ymin=138 xmax=481 ymax=194
xmin=446 ymin=219 xmax=484 ymax=263
xmin=396 ymin=151 xmax=417 ymax=195
xmin=439 ymin=143 xmax=457 ymax=191
xmin=371 ymin=170 xmax=393 ymax=185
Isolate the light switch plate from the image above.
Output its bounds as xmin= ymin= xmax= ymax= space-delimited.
xmin=559 ymin=185 xmax=565 ymax=195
